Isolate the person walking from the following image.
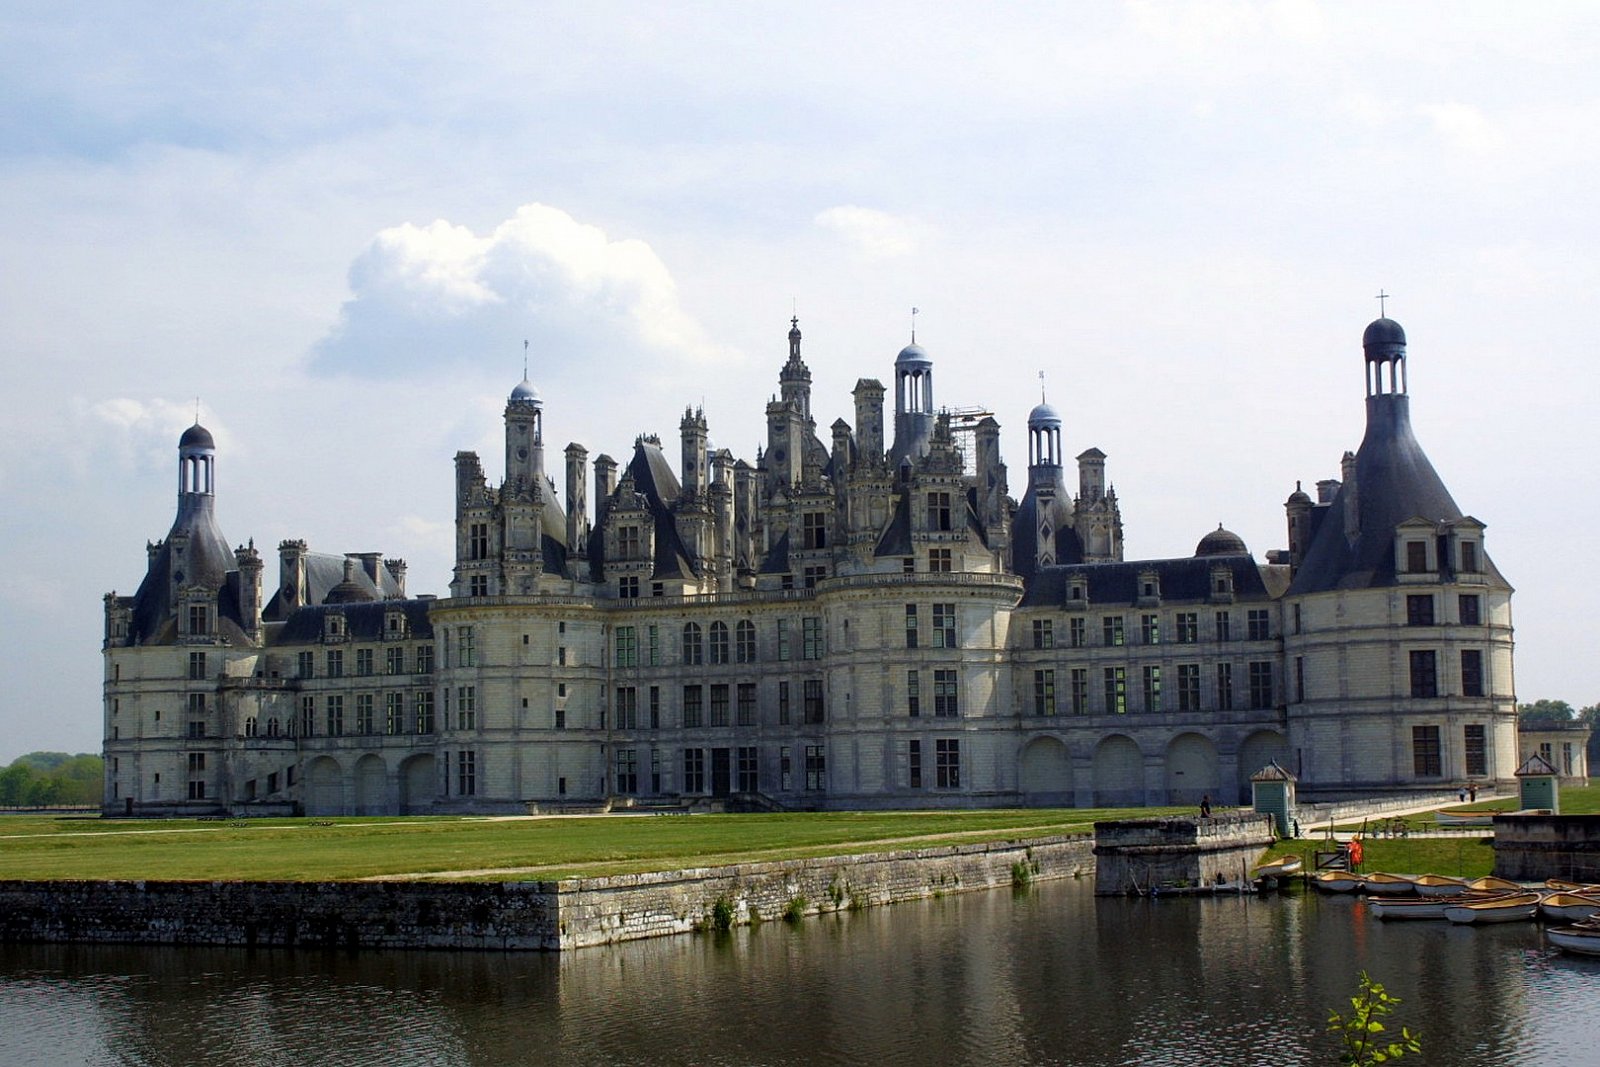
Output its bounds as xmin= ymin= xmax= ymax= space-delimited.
xmin=1200 ymin=795 xmax=1212 ymax=818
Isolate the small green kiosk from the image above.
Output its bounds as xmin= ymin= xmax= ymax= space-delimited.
xmin=1515 ymin=753 xmax=1561 ymax=814
xmin=1251 ymin=761 xmax=1297 ymax=837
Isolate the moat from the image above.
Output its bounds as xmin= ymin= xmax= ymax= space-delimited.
xmin=3 ymin=879 xmax=1597 ymax=1066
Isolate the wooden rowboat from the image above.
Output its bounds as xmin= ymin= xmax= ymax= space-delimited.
xmin=1253 ymin=855 xmax=1304 ymax=881
xmin=1362 ymin=872 xmax=1418 ymax=896
xmin=1545 ymin=879 xmax=1600 ymax=893
xmin=1312 ymin=871 xmax=1362 ymax=893
xmin=1369 ymin=896 xmax=1453 ymax=921
xmin=1412 ymin=874 xmax=1469 ymax=898
xmin=1466 ymin=876 xmax=1521 ymax=894
xmin=1547 ymin=924 xmax=1600 ymax=957
xmin=1444 ymin=892 xmax=1542 ymax=924
xmin=1540 ymin=892 xmax=1600 ymax=923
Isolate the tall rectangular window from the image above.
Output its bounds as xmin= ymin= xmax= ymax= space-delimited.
xmin=1459 ymin=595 xmax=1482 ymax=625
xmin=457 ymin=750 xmax=477 ymax=796
xmin=1409 ymin=650 xmax=1438 ymax=698
xmin=1214 ymin=611 xmax=1231 ymax=642
xmin=649 ymin=685 xmax=660 ymax=729
xmin=1175 ymin=613 xmax=1198 ymax=644
xmin=683 ymin=749 xmax=705 ymax=793
xmin=1034 ymin=669 xmax=1056 ymax=716
xmin=683 ymin=685 xmax=704 ymax=728
xmin=1412 ymin=725 xmax=1441 ymax=777
xmin=1103 ymin=616 xmax=1125 ymax=647
xmin=1142 ymin=665 xmax=1162 ymax=712
xmin=1464 ymin=724 xmax=1487 ymax=776
xmin=1460 ymin=541 xmax=1479 ymax=573
xmin=468 ymin=523 xmax=489 ymax=560
xmin=459 ymin=626 xmax=476 ymax=667
xmin=927 ymin=491 xmax=952 ymax=531
xmin=935 ymin=739 xmax=961 ymax=788
xmin=777 ymin=619 xmax=791 ymax=661
xmin=1406 ymin=540 xmax=1429 ymax=573
xmin=735 ymin=621 xmax=757 ymax=663
xmin=778 ymin=681 xmax=790 ymax=725
xmin=1176 ymin=664 xmax=1201 ymax=712
xmin=1295 ymin=656 xmax=1305 ymax=703
xmin=457 ymin=686 xmax=476 ymax=730
xmin=326 ymin=650 xmax=343 ymax=677
xmin=1406 ymin=595 xmax=1435 ymax=626
xmin=907 ymin=670 xmax=921 ymax=717
xmin=326 ymin=695 xmax=344 ymax=736
xmin=356 ymin=693 xmax=375 ymax=734
xmin=386 ymin=646 xmax=404 ymax=675
xmin=616 ymin=686 xmax=638 ymax=729
xmin=802 ymin=511 xmax=827 ymax=549
xmin=1460 ymin=650 xmax=1484 ymax=697
xmin=933 ymin=670 xmax=959 ymax=717
xmin=803 ymin=679 xmax=825 ymax=724
xmin=648 ymin=624 xmax=660 ymax=665
xmin=904 ymin=605 xmax=919 ymax=648
xmin=616 ymin=626 xmax=637 ymax=667
xmin=805 ymin=745 xmax=826 ymax=790
xmin=709 ymin=622 xmax=730 ymax=664
xmin=908 ymin=739 xmax=922 ymax=788
xmin=356 ymin=648 xmax=373 ymax=676
xmin=386 ymin=692 xmax=404 ymax=734
xmin=737 ymin=747 xmax=759 ymax=792
xmin=1247 ymin=609 xmax=1270 ymax=640
xmin=710 ymin=683 xmax=730 ymax=726
xmin=1217 ymin=662 xmax=1234 ymax=711
xmin=617 ymin=525 xmax=640 ymax=559
xmin=416 ymin=644 xmax=433 ymax=673
xmin=415 ymin=692 xmax=434 ymax=734
xmin=737 ymin=683 xmax=757 ymax=726
xmin=802 ymin=617 xmax=823 ymax=660
xmin=1070 ymin=669 xmax=1089 ymax=715
xmin=1104 ymin=667 xmax=1126 ymax=715
xmin=1141 ymin=614 xmax=1161 ymax=645
xmin=932 ymin=604 xmax=956 ymax=648
xmin=188 ymin=652 xmax=207 ymax=680
xmin=1069 ymin=617 xmax=1086 ymax=649
xmin=1248 ymin=661 xmax=1273 ymax=709
xmin=297 ymin=651 xmax=314 ymax=678
xmin=1032 ymin=619 xmax=1055 ymax=650
xmin=615 ymin=748 xmax=638 ymax=794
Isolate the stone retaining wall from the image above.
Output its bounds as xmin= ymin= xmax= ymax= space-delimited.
xmin=0 ymin=834 xmax=1095 ymax=952
xmin=1093 ymin=812 xmax=1275 ymax=894
xmin=1492 ymin=814 xmax=1600 ymax=883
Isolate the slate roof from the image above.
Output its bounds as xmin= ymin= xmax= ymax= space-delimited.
xmin=263 ymin=552 xmax=404 ymax=619
xmin=1020 ymin=553 xmax=1279 ymax=609
xmin=273 ymin=598 xmax=435 ymax=645
xmin=126 ymin=496 xmax=248 ymax=646
xmin=1288 ymin=394 xmax=1508 ymax=595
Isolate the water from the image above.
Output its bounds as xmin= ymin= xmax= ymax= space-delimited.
xmin=3 ymin=881 xmax=1598 ymax=1066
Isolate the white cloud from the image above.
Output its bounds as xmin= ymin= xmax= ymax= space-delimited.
xmin=814 ymin=206 xmax=924 ymax=260
xmin=312 ymin=203 xmax=729 ymax=379
xmin=1417 ymin=102 xmax=1500 ymax=154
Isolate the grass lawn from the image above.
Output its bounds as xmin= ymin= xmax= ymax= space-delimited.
xmin=0 ymin=807 xmax=1187 ymax=883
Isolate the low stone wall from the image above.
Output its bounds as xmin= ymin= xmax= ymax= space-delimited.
xmin=1492 ymin=814 xmax=1600 ymax=883
xmin=1293 ymin=790 xmax=1465 ymax=831
xmin=0 ymin=834 xmax=1095 ymax=952
xmin=1093 ymin=812 xmax=1275 ymax=894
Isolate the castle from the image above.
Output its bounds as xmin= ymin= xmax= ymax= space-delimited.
xmin=102 ymin=314 xmax=1518 ymax=815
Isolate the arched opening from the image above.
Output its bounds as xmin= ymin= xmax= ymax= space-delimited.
xmin=304 ymin=755 xmax=343 ymax=817
xmin=1164 ymin=732 xmax=1219 ymax=806
xmin=1237 ymin=729 xmax=1291 ymax=804
xmin=399 ymin=754 xmax=437 ymax=815
xmin=1020 ymin=736 xmax=1073 ymax=806
xmin=1092 ymin=735 xmax=1144 ymax=808
xmin=353 ymin=754 xmax=388 ymax=816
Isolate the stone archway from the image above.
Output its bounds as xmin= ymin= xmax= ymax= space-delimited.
xmin=1164 ymin=732 xmax=1219 ymax=806
xmin=353 ymin=754 xmax=388 ymax=816
xmin=399 ymin=754 xmax=437 ymax=815
xmin=1092 ymin=735 xmax=1144 ymax=808
xmin=303 ymin=755 xmax=344 ymax=817
xmin=1020 ymin=736 xmax=1073 ymax=806
xmin=1237 ymin=729 xmax=1291 ymax=804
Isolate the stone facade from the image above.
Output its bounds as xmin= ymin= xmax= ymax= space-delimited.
xmin=1092 ymin=812 xmax=1275 ymax=894
xmin=102 ymin=314 xmax=1517 ymax=815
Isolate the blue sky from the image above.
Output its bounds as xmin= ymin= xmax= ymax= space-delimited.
xmin=2 ymin=1 xmax=1598 ymax=761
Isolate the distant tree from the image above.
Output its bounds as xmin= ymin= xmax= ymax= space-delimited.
xmin=1518 ymin=699 xmax=1576 ymax=723
xmin=0 ymin=762 xmax=33 ymax=806
xmin=0 ymin=753 xmax=102 ymax=807
xmin=13 ymin=751 xmax=74 ymax=772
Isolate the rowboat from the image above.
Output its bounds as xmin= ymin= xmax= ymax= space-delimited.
xmin=1369 ymin=896 xmax=1453 ymax=921
xmin=1539 ymin=892 xmax=1600 ymax=923
xmin=1362 ymin=872 xmax=1418 ymax=896
xmin=1412 ymin=874 xmax=1469 ymax=898
xmin=1546 ymin=924 xmax=1600 ymax=957
xmin=1253 ymin=855 xmax=1304 ymax=881
xmin=1444 ymin=892 xmax=1542 ymax=924
xmin=1311 ymin=871 xmax=1363 ymax=893
xmin=1434 ymin=811 xmax=1495 ymax=827
xmin=1465 ymin=876 xmax=1522 ymax=894
xmin=1544 ymin=879 xmax=1600 ymax=893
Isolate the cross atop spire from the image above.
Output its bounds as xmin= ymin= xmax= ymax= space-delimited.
xmin=911 ymin=306 xmax=919 ymax=343
xmin=1039 ymin=370 xmax=1046 ymax=403
xmin=1375 ymin=289 xmax=1390 ymax=317
xmin=523 ymin=339 xmax=529 ymax=379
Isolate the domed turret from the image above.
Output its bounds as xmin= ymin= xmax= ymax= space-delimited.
xmin=1362 ymin=317 xmax=1406 ymax=353
xmin=895 ymin=342 xmax=931 ymax=367
xmin=1028 ymin=402 xmax=1062 ymax=429
xmin=1196 ymin=525 xmax=1249 ymax=558
xmin=323 ymin=558 xmax=376 ymax=604
xmin=179 ymin=423 xmax=215 ymax=449
xmin=509 ymin=378 xmax=542 ymax=405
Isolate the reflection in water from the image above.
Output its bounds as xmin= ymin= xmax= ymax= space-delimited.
xmin=3 ymin=880 xmax=1599 ymax=1066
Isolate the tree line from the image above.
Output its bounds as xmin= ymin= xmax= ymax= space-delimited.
xmin=0 ymin=752 xmax=103 ymax=808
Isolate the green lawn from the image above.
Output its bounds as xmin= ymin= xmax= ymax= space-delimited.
xmin=0 ymin=807 xmax=1185 ymax=883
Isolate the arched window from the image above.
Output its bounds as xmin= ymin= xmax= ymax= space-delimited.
xmin=266 ymin=717 xmax=281 ymax=737
xmin=709 ymin=621 xmax=730 ymax=665
xmin=682 ymin=622 xmax=703 ymax=665
xmin=735 ymin=620 xmax=757 ymax=663
xmin=244 ymin=716 xmax=258 ymax=738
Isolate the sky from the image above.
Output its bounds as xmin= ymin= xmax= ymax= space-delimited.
xmin=2 ymin=1 xmax=1598 ymax=763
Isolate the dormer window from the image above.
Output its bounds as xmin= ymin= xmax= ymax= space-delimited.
xmin=1405 ymin=540 xmax=1429 ymax=573
xmin=1460 ymin=541 xmax=1479 ymax=574
xmin=324 ymin=613 xmax=346 ymax=642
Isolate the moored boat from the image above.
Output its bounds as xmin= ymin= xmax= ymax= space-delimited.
xmin=1465 ymin=876 xmax=1521 ymax=894
xmin=1253 ymin=855 xmax=1304 ymax=881
xmin=1362 ymin=872 xmax=1417 ymax=896
xmin=1369 ymin=896 xmax=1453 ymax=921
xmin=1547 ymin=924 xmax=1600 ymax=957
xmin=1312 ymin=871 xmax=1363 ymax=893
xmin=1412 ymin=874 xmax=1469 ymax=898
xmin=1545 ymin=879 xmax=1600 ymax=893
xmin=1444 ymin=891 xmax=1541 ymax=924
xmin=1434 ymin=810 xmax=1495 ymax=827
xmin=1540 ymin=892 xmax=1600 ymax=923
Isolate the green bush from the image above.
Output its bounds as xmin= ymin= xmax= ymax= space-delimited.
xmin=710 ymin=897 xmax=735 ymax=931
xmin=783 ymin=896 xmax=808 ymax=924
